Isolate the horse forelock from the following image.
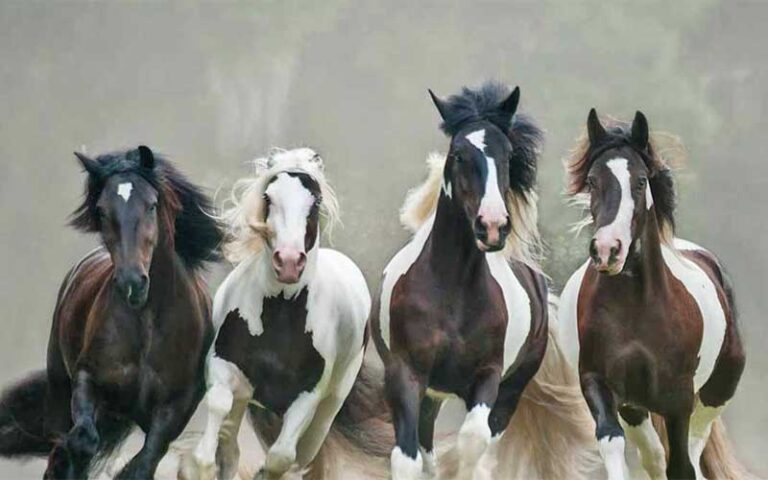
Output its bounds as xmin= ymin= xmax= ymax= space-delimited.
xmin=221 ymin=148 xmax=339 ymax=263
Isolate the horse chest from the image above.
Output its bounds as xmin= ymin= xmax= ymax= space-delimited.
xmin=214 ymin=288 xmax=325 ymax=415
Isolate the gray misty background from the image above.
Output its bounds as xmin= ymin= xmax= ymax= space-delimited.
xmin=1 ymin=1 xmax=766 ymax=478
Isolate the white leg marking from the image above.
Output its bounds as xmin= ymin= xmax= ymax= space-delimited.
xmin=457 ymin=404 xmax=492 ymax=479
xmin=689 ymin=398 xmax=724 ymax=480
xmin=263 ymin=390 xmax=323 ymax=476
xmin=391 ymin=446 xmax=423 ymax=480
xmin=598 ymin=436 xmax=629 ymax=480
xmin=594 ymin=158 xmax=634 ymax=257
xmin=420 ymin=447 xmax=437 ymax=478
xmin=117 ymin=182 xmax=133 ymax=202
xmin=620 ymin=416 xmax=666 ymax=480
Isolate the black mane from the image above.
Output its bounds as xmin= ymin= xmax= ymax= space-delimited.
xmin=70 ymin=148 xmax=223 ymax=270
xmin=437 ymin=81 xmax=543 ymax=196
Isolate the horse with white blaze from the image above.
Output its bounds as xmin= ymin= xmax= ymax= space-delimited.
xmin=560 ymin=110 xmax=751 ymax=480
xmin=372 ymin=82 xmax=600 ymax=480
xmin=190 ymin=148 xmax=381 ymax=480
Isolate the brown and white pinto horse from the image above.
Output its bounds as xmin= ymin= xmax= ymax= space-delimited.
xmin=373 ymin=82 xmax=598 ymax=480
xmin=0 ymin=146 xmax=222 ymax=479
xmin=561 ymin=110 xmax=748 ymax=480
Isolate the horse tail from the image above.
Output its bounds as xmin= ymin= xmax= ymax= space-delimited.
xmin=486 ymin=295 xmax=602 ymax=479
xmin=0 ymin=369 xmax=52 ymax=458
xmin=700 ymin=418 xmax=756 ymax=480
xmin=304 ymin=360 xmax=393 ymax=480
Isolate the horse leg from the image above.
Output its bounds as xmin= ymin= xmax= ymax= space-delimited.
xmin=192 ymin=357 xmax=252 ymax=480
xmin=115 ymin=398 xmax=196 ymax=480
xmin=687 ymin=397 xmax=724 ymax=480
xmin=418 ymin=395 xmax=443 ymax=478
xmin=45 ymin=370 xmax=100 ymax=480
xmin=619 ymin=405 xmax=666 ymax=480
xmin=665 ymin=411 xmax=696 ymax=480
xmin=581 ymin=372 xmax=628 ymax=480
xmin=294 ymin=348 xmax=364 ymax=470
xmin=385 ymin=358 xmax=424 ymax=480
xmin=456 ymin=368 xmax=500 ymax=480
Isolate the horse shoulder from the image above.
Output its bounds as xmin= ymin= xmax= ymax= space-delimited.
xmin=559 ymin=259 xmax=591 ymax=370
xmin=212 ymin=253 xmax=266 ymax=335
xmin=485 ymin=254 xmax=533 ymax=374
xmin=377 ymin=216 xmax=435 ymax=350
xmin=662 ymin=239 xmax=728 ymax=392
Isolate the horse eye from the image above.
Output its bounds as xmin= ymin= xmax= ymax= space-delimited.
xmin=148 ymin=203 xmax=157 ymax=213
xmin=637 ymin=178 xmax=648 ymax=190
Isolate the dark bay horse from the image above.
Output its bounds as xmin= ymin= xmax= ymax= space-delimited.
xmin=561 ymin=110 xmax=748 ymax=479
xmin=373 ymin=82 xmax=597 ymax=479
xmin=0 ymin=146 xmax=222 ymax=479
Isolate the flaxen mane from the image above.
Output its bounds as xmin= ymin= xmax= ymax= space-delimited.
xmin=565 ymin=117 xmax=684 ymax=245
xmin=221 ymin=148 xmax=340 ymax=263
xmin=70 ymin=148 xmax=223 ymax=270
xmin=401 ymin=82 xmax=544 ymax=268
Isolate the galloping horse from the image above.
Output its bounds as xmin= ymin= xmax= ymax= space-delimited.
xmin=0 ymin=146 xmax=222 ymax=479
xmin=191 ymin=148 xmax=373 ymax=480
xmin=372 ymin=82 xmax=596 ymax=480
xmin=560 ymin=110 xmax=748 ymax=479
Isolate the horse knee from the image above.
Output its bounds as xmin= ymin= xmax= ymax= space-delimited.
xmin=206 ymin=384 xmax=234 ymax=416
xmin=67 ymin=421 xmax=99 ymax=460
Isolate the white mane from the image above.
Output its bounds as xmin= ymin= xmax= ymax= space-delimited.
xmin=400 ymin=152 xmax=544 ymax=269
xmin=221 ymin=147 xmax=340 ymax=263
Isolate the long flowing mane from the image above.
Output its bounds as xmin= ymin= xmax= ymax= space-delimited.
xmin=221 ymin=148 xmax=340 ymax=263
xmin=401 ymin=83 xmax=545 ymax=268
xmin=564 ymin=117 xmax=683 ymax=245
xmin=69 ymin=148 xmax=223 ymax=270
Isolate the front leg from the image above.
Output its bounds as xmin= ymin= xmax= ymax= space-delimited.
xmin=45 ymin=370 xmax=100 ymax=480
xmin=115 ymin=399 xmax=196 ymax=480
xmin=457 ymin=367 xmax=500 ymax=480
xmin=256 ymin=365 xmax=332 ymax=480
xmin=581 ymin=372 xmax=628 ymax=480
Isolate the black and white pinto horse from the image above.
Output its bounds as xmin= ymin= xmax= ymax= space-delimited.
xmin=190 ymin=148 xmax=372 ymax=479
xmin=560 ymin=111 xmax=749 ymax=480
xmin=373 ymin=83 xmax=599 ymax=480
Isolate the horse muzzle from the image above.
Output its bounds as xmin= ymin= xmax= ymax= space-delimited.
xmin=474 ymin=215 xmax=510 ymax=252
xmin=115 ymin=270 xmax=150 ymax=308
xmin=272 ymin=249 xmax=307 ymax=284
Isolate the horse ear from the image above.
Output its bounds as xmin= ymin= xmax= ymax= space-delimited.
xmin=587 ymin=108 xmax=607 ymax=145
xmin=138 ymin=145 xmax=155 ymax=169
xmin=631 ymin=111 xmax=649 ymax=150
xmin=428 ymin=89 xmax=450 ymax=121
xmin=499 ymin=86 xmax=520 ymax=116
xmin=74 ymin=152 xmax=102 ymax=178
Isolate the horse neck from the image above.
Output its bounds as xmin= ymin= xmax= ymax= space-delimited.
xmin=146 ymin=232 xmax=186 ymax=308
xmin=628 ymin=207 xmax=669 ymax=296
xmin=428 ymin=192 xmax=487 ymax=280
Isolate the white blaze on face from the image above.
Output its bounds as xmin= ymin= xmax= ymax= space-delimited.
xmin=265 ymin=174 xmax=315 ymax=252
xmin=593 ymin=158 xmax=633 ymax=262
xmin=466 ymin=129 xmax=507 ymax=222
xmin=117 ymin=182 xmax=133 ymax=202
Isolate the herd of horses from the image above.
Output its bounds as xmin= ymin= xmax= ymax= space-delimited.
xmin=0 ymin=81 xmax=749 ymax=480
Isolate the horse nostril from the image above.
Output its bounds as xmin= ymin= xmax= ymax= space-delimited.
xmin=138 ymin=274 xmax=148 ymax=289
xmin=296 ymin=253 xmax=307 ymax=269
xmin=609 ymin=240 xmax=622 ymax=261
xmin=589 ymin=239 xmax=599 ymax=262
xmin=474 ymin=216 xmax=487 ymax=239
xmin=272 ymin=251 xmax=284 ymax=268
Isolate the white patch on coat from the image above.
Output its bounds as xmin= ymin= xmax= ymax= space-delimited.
xmin=620 ymin=415 xmax=666 ymax=479
xmin=485 ymin=252 xmax=532 ymax=374
xmin=117 ymin=182 xmax=133 ymax=202
xmin=688 ymin=397 xmax=725 ymax=480
xmin=421 ymin=447 xmax=437 ymax=477
xmin=598 ymin=436 xmax=629 ymax=480
xmin=661 ymin=239 xmax=727 ymax=391
xmin=442 ymin=177 xmax=452 ymax=199
xmin=391 ymin=446 xmax=422 ymax=480
xmin=379 ymin=214 xmax=435 ymax=349
xmin=559 ymin=259 xmax=591 ymax=370
xmin=594 ymin=158 xmax=634 ymax=255
xmin=645 ymin=182 xmax=654 ymax=210
xmin=466 ymin=129 xmax=507 ymax=223
xmin=457 ymin=404 xmax=492 ymax=478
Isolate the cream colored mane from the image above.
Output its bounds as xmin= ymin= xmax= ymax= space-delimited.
xmin=221 ymin=147 xmax=340 ymax=263
xmin=400 ymin=152 xmax=544 ymax=269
